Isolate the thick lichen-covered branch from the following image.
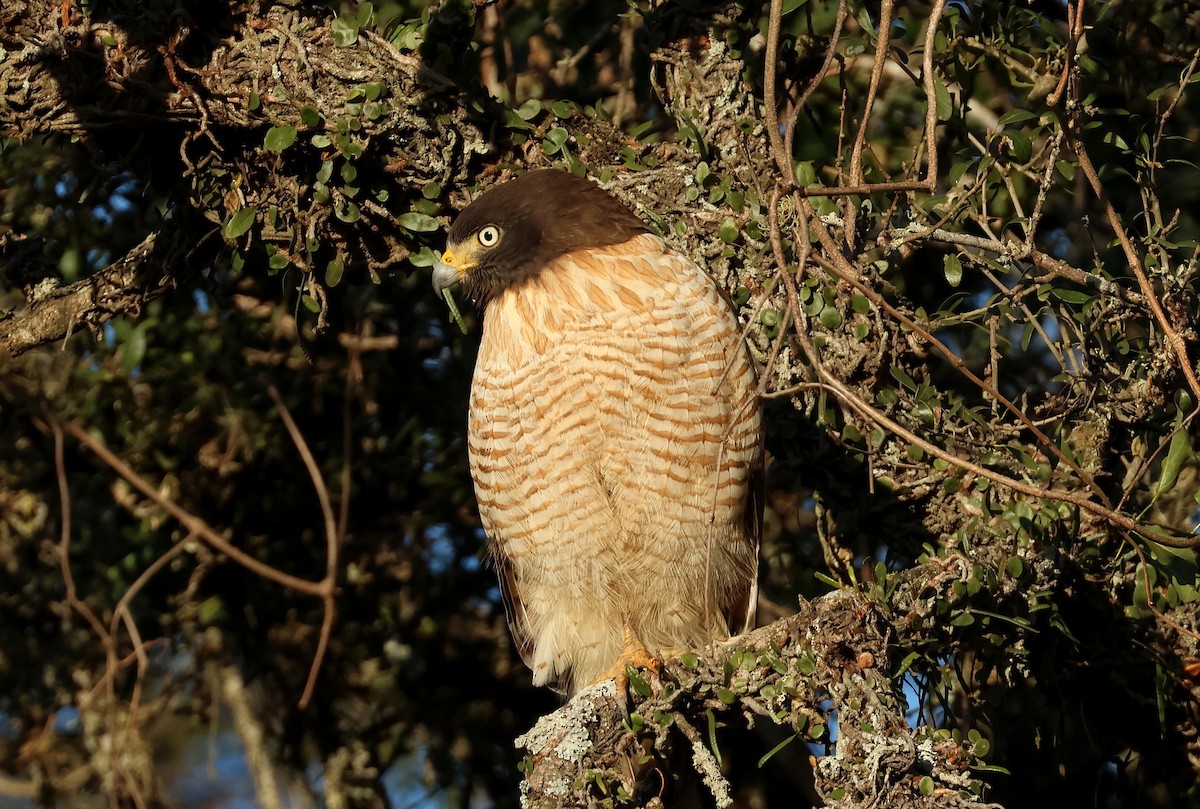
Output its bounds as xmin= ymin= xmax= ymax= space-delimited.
xmin=1 ymin=0 xmax=491 ymax=342
xmin=518 ymin=573 xmax=999 ymax=809
xmin=0 ymin=232 xmax=173 ymax=358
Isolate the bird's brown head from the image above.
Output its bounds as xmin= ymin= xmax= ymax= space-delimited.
xmin=431 ymin=170 xmax=648 ymax=305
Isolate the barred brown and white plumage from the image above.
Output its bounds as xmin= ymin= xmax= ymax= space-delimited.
xmin=432 ymin=170 xmax=762 ymax=695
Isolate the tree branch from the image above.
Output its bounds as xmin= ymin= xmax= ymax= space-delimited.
xmin=518 ymin=577 xmax=999 ymax=809
xmin=0 ymin=232 xmax=179 ymax=358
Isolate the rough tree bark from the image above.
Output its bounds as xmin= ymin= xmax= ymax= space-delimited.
xmin=517 ymin=567 xmax=998 ymax=808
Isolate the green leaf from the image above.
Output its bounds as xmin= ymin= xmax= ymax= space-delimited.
xmin=919 ymin=775 xmax=935 ymax=797
xmin=706 ymin=710 xmax=722 ymax=767
xmin=948 ymin=158 xmax=977 ymax=185
xmin=1000 ymin=130 xmax=1032 ymax=163
xmin=793 ymin=160 xmax=816 ymax=186
xmin=997 ymin=108 xmax=1037 ymax=127
xmin=516 ymin=99 xmax=541 ymax=120
xmin=408 ymin=247 xmax=437 ymax=268
xmin=1050 ymin=288 xmax=1091 ymax=305
xmin=889 ymin=366 xmax=918 ymax=392
xmin=223 ymin=207 xmax=255 ymax=239
xmin=933 ymin=76 xmax=952 ymax=121
xmin=264 ymin=125 xmax=298 ymax=152
xmin=325 ymin=256 xmax=345 ymax=287
xmin=814 ymin=571 xmax=844 ymax=589
xmin=542 ymin=127 xmax=569 ymax=155
xmin=895 ymin=651 xmax=921 ymax=677
xmin=335 ymin=201 xmax=361 ymax=223
xmin=757 ymin=733 xmax=797 ymax=768
xmin=627 ymin=669 xmax=652 ymax=698
xmin=819 ymin=306 xmax=842 ymax=330
xmin=331 ymin=16 xmax=359 ymax=47
xmin=950 ymin=611 xmax=975 ymax=627
xmin=758 ymin=308 xmax=780 ymax=336
xmin=299 ymin=106 xmax=321 ymax=128
xmin=1156 ymin=426 xmax=1191 ymax=497
xmin=442 ymin=288 xmax=468 ymax=334
xmin=397 ymin=212 xmax=440 ymax=232
xmin=267 ymin=246 xmax=289 ymax=270
xmin=719 ymin=218 xmax=740 ymax=243
xmin=943 ymin=253 xmax=963 ymax=287
xmin=550 ymin=100 xmax=576 ymax=118
xmin=503 ymin=109 xmax=533 ymax=131
xmin=1103 ymin=130 xmax=1130 ymax=151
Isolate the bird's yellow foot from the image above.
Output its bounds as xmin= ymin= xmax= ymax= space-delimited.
xmin=593 ymin=624 xmax=663 ymax=694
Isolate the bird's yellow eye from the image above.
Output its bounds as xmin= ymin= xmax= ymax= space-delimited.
xmin=477 ymin=225 xmax=501 ymax=247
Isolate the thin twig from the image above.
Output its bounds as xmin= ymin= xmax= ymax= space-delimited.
xmin=800 ymin=200 xmax=1112 ymax=504
xmin=920 ymin=0 xmax=947 ymax=185
xmin=1062 ymin=122 xmax=1200 ymax=405
xmin=56 ymin=417 xmax=331 ymax=597
xmin=813 ymin=366 xmax=1197 ymax=547
xmin=848 ymin=0 xmax=894 ymax=188
xmin=763 ymin=0 xmax=792 ymax=179
xmin=265 ymin=385 xmax=340 ymax=708
xmin=783 ymin=1 xmax=849 ymax=163
xmin=1045 ymin=0 xmax=1084 ymax=107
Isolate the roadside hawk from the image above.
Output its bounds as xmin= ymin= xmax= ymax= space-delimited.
xmin=433 ymin=170 xmax=762 ymax=695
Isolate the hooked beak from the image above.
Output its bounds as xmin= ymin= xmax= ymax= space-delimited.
xmin=432 ymin=245 xmax=475 ymax=294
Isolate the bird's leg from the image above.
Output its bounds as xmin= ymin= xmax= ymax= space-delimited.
xmin=592 ymin=621 xmax=662 ymax=694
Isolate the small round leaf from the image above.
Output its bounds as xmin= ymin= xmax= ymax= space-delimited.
xmin=264 ymin=125 xmax=298 ymax=153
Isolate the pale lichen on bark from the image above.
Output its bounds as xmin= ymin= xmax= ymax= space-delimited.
xmin=515 ymin=581 xmax=999 ymax=808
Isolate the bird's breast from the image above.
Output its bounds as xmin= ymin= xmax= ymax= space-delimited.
xmin=477 ymin=234 xmax=689 ymax=367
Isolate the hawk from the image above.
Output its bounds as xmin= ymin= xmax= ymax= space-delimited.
xmin=432 ymin=170 xmax=762 ymax=695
